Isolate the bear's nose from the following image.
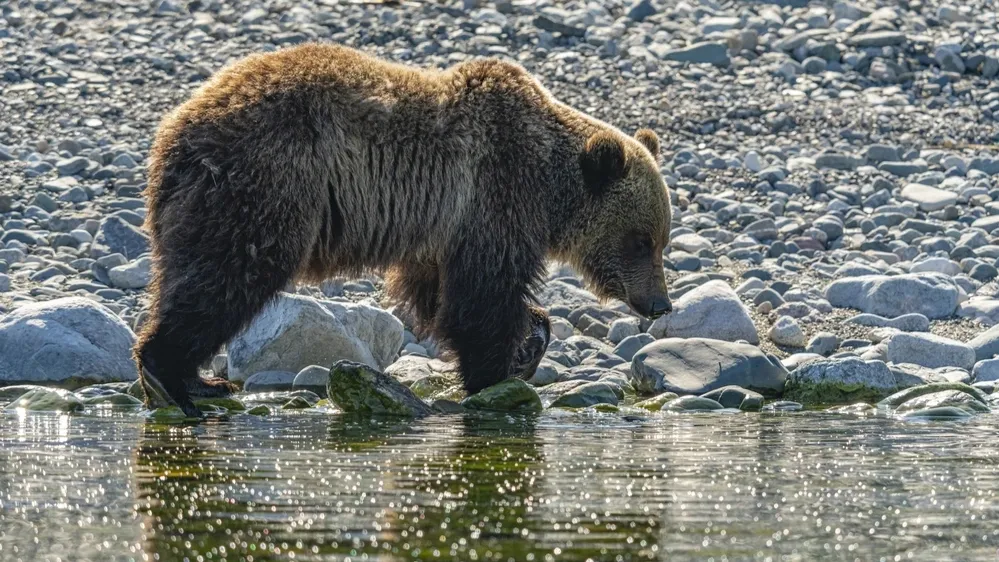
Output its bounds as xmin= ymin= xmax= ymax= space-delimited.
xmin=648 ymin=296 xmax=672 ymax=319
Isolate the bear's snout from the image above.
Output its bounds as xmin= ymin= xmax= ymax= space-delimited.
xmin=631 ymin=295 xmax=672 ymax=319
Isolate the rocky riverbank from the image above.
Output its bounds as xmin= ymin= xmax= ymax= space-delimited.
xmin=2 ymin=0 xmax=999 ymax=419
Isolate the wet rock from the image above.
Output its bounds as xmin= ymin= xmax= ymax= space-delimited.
xmin=900 ymin=406 xmax=974 ymax=420
xmin=0 ymin=298 xmax=137 ymax=388
xmin=461 ymin=378 xmax=542 ymax=413
xmin=633 ymin=392 xmax=679 ymax=411
xmin=549 ymin=381 xmax=620 ymax=408
xmin=4 ymin=388 xmax=83 ymax=412
xmin=228 ymin=293 xmax=404 ymax=382
xmin=630 ymin=338 xmax=787 ymax=396
xmin=700 ymin=385 xmax=763 ymax=411
xmin=648 ymin=280 xmax=758 ymax=343
xmin=878 ymin=382 xmax=988 ymax=408
xmin=84 ymin=393 xmax=144 ymax=407
xmin=661 ymin=395 xmax=725 ymax=412
xmin=896 ymin=390 xmax=989 ymax=414
xmin=327 ymin=360 xmax=432 ymax=417
xmin=292 ymin=365 xmax=331 ymax=397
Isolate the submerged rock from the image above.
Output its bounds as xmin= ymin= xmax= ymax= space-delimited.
xmin=461 ymin=378 xmax=543 ymax=413
xmin=549 ymin=381 xmax=620 ymax=408
xmin=633 ymin=392 xmax=679 ymax=411
xmin=894 ymin=390 xmax=990 ymax=414
xmin=661 ymin=395 xmax=725 ymax=412
xmin=700 ymin=385 xmax=763 ymax=411
xmin=900 ymin=406 xmax=974 ymax=421
xmin=4 ymin=388 xmax=83 ymax=412
xmin=327 ymin=360 xmax=432 ymax=417
xmin=879 ymin=382 xmax=988 ymax=408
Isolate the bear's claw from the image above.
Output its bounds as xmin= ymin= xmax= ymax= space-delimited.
xmin=513 ymin=306 xmax=551 ymax=381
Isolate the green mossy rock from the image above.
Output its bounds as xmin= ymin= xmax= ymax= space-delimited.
xmin=327 ymin=360 xmax=433 ymax=417
xmin=461 ymin=378 xmax=543 ymax=413
xmin=634 ymin=392 xmax=679 ymax=411
xmin=878 ymin=382 xmax=988 ymax=408
xmin=194 ymin=397 xmax=247 ymax=411
xmin=246 ymin=405 xmax=271 ymax=416
xmin=900 ymin=406 xmax=973 ymax=421
xmin=147 ymin=406 xmax=198 ymax=421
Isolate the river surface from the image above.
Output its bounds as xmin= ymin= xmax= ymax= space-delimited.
xmin=0 ymin=408 xmax=997 ymax=562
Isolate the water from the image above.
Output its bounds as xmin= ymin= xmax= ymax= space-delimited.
xmin=1 ymin=408 xmax=997 ymax=562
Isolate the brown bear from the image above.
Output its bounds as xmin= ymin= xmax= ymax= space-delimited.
xmin=136 ymin=43 xmax=672 ymax=417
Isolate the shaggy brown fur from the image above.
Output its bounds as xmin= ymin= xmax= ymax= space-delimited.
xmin=135 ymin=43 xmax=672 ymax=416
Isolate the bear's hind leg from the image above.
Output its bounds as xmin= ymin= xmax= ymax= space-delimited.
xmin=136 ymin=171 xmax=322 ymax=416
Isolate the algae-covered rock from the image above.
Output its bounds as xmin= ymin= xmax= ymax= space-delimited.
xmin=549 ymin=381 xmax=620 ymax=409
xmin=700 ymin=385 xmax=763 ymax=411
xmin=784 ymin=358 xmax=923 ymax=405
xmin=193 ymin=397 xmax=247 ymax=411
xmin=431 ymin=399 xmax=465 ymax=414
xmin=461 ymin=378 xmax=542 ymax=413
xmin=4 ymin=388 xmax=83 ymax=412
xmin=900 ymin=406 xmax=973 ymax=421
xmin=327 ymin=360 xmax=433 ymax=417
xmin=634 ymin=392 xmax=679 ymax=411
xmin=147 ymin=405 xmax=198 ymax=421
xmin=878 ymin=382 xmax=988 ymax=408
xmin=661 ymin=395 xmax=725 ymax=412
xmin=84 ymin=393 xmax=143 ymax=407
xmin=894 ymin=390 xmax=990 ymax=414
xmin=246 ymin=405 xmax=271 ymax=416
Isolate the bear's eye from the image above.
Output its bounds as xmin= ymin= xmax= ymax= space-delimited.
xmin=626 ymin=235 xmax=653 ymax=257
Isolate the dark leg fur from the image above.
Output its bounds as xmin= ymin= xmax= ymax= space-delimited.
xmin=385 ymin=262 xmax=441 ymax=336
xmin=435 ymin=233 xmax=542 ymax=395
xmin=135 ymin=131 xmax=324 ymax=416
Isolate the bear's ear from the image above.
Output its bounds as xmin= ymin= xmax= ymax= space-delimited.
xmin=581 ymin=132 xmax=626 ymax=195
xmin=635 ymin=129 xmax=660 ymax=159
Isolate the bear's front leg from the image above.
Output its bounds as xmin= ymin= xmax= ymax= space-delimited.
xmin=437 ymin=249 xmax=539 ymax=395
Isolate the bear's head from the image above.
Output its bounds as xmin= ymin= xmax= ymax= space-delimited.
xmin=570 ymin=128 xmax=672 ymax=319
